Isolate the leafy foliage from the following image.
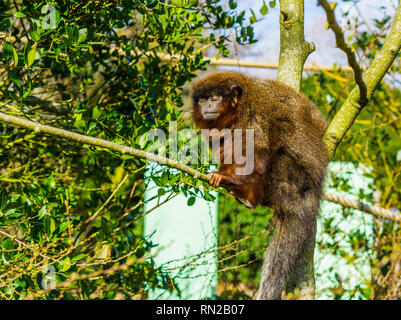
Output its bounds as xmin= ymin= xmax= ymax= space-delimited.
xmin=0 ymin=0 xmax=261 ymax=299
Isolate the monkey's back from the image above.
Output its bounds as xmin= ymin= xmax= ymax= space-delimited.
xmin=237 ymin=77 xmax=329 ymax=192
xmin=241 ymin=78 xmax=327 ymax=136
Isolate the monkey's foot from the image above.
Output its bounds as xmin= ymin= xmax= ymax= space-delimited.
xmin=228 ymin=191 xmax=255 ymax=209
xmin=236 ymin=197 xmax=254 ymax=209
xmin=209 ymin=172 xmax=225 ymax=188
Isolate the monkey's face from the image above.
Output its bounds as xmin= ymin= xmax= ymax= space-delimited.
xmin=193 ymin=86 xmax=241 ymax=123
xmin=197 ymin=95 xmax=225 ymax=121
xmin=192 ymin=75 xmax=243 ymax=128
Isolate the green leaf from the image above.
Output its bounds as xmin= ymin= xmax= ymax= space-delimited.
xmin=137 ymin=6 xmax=146 ymax=14
xmin=78 ymin=28 xmax=87 ymax=43
xmin=58 ymin=222 xmax=70 ymax=234
xmin=44 ymin=215 xmax=56 ymax=235
xmin=260 ymin=1 xmax=268 ymax=16
xmin=26 ymin=47 xmax=36 ymax=67
xmin=250 ymin=9 xmax=257 ymax=24
xmin=0 ymin=18 xmax=11 ymax=32
xmin=29 ymin=31 xmax=39 ymax=42
xmin=66 ymin=25 xmax=75 ymax=41
xmin=135 ymin=248 xmax=145 ymax=258
xmin=74 ymin=119 xmax=86 ymax=130
xmin=61 ymin=257 xmax=71 ymax=272
xmin=46 ymin=176 xmax=56 ymax=189
xmin=3 ymin=42 xmax=14 ymax=62
xmin=229 ymin=0 xmax=237 ymax=9
xmin=158 ymin=188 xmax=166 ymax=196
xmin=87 ymin=121 xmax=96 ymax=133
xmin=22 ymin=76 xmax=32 ymax=99
xmin=188 ymin=0 xmax=198 ymax=6
xmin=146 ymin=0 xmax=158 ymax=8
xmin=187 ymin=196 xmax=196 ymax=206
xmin=14 ymin=12 xmax=27 ymax=18
xmin=269 ymin=0 xmax=276 ymax=8
xmin=113 ymin=22 xmax=124 ymax=28
xmin=12 ymin=47 xmax=18 ymax=66
xmin=72 ymin=253 xmax=86 ymax=261
xmin=7 ymin=70 xmax=22 ymax=92
xmin=203 ymin=191 xmax=216 ymax=201
xmin=92 ymin=106 xmax=102 ymax=119
xmin=1 ymin=238 xmax=14 ymax=250
xmin=38 ymin=206 xmax=48 ymax=219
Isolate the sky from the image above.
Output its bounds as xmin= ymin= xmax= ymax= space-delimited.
xmin=217 ymin=0 xmax=398 ymax=79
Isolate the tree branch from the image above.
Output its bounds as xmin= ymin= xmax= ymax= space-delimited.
xmin=318 ymin=0 xmax=368 ymax=106
xmin=275 ymin=0 xmax=316 ymax=300
xmin=277 ymin=0 xmax=315 ymax=90
xmin=0 ymin=111 xmax=210 ymax=182
xmin=23 ymin=97 xmax=69 ymax=115
xmin=0 ymin=111 xmax=399 ymax=222
xmin=324 ymin=1 xmax=401 ymax=158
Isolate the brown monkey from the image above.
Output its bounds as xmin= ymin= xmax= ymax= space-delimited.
xmin=191 ymin=71 xmax=329 ymax=300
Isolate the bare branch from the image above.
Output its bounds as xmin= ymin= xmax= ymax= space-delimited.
xmin=324 ymin=1 xmax=401 ymax=158
xmin=157 ymin=52 xmax=353 ymax=72
xmin=318 ymin=0 xmax=368 ymax=106
xmin=0 ymin=111 xmax=399 ymax=222
xmin=0 ymin=111 xmax=210 ymax=182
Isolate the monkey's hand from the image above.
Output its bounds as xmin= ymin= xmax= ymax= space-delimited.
xmin=209 ymin=172 xmax=228 ymax=188
xmin=209 ymin=171 xmax=256 ymax=187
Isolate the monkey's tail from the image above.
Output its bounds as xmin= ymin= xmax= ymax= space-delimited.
xmin=256 ymin=190 xmax=319 ymax=300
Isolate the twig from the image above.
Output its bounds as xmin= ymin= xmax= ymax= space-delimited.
xmin=318 ymin=0 xmax=368 ymax=106
xmin=323 ymin=1 xmax=401 ymax=158
xmin=0 ymin=230 xmax=72 ymax=266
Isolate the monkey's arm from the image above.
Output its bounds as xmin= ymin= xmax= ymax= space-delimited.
xmin=209 ymin=149 xmax=268 ymax=188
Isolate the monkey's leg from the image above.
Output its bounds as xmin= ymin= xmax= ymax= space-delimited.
xmin=209 ymin=172 xmax=263 ymax=208
xmin=230 ymin=181 xmax=265 ymax=209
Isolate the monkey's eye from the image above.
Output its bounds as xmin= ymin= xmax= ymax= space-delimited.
xmin=211 ymin=95 xmax=220 ymax=101
xmin=199 ymin=98 xmax=206 ymax=104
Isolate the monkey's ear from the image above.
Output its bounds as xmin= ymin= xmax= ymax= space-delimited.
xmin=231 ymin=85 xmax=243 ymax=99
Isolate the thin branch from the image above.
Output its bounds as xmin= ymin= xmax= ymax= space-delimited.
xmin=23 ymin=97 xmax=69 ymax=115
xmin=323 ymin=1 xmax=401 ymax=158
xmin=318 ymin=0 xmax=368 ymax=105
xmin=0 ymin=111 xmax=210 ymax=182
xmin=157 ymin=52 xmax=353 ymax=72
xmin=0 ymin=230 xmax=71 ymax=266
xmin=0 ymin=111 xmax=400 ymax=222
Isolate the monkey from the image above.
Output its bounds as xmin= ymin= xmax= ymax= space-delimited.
xmin=191 ymin=71 xmax=329 ymax=300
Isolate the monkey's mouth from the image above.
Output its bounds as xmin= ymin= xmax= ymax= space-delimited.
xmin=203 ymin=112 xmax=219 ymax=121
xmin=203 ymin=112 xmax=219 ymax=119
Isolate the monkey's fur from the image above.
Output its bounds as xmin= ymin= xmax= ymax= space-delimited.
xmin=192 ymin=71 xmax=329 ymax=300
